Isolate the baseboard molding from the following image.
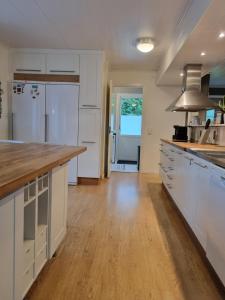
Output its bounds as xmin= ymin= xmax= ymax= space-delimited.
xmin=77 ymin=177 xmax=100 ymax=185
xmin=162 ymin=183 xmax=225 ymax=298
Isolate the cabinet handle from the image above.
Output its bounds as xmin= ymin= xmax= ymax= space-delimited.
xmin=49 ymin=70 xmax=75 ymax=73
xmin=168 ymin=167 xmax=174 ymax=171
xmin=184 ymin=156 xmax=192 ymax=161
xmin=45 ymin=114 xmax=49 ymax=142
xmin=16 ymin=68 xmax=41 ymax=72
xmin=167 ymin=175 xmax=173 ymax=180
xmin=11 ymin=113 xmax=14 ymax=140
xmin=81 ymin=141 xmax=96 ymax=144
xmin=166 ymin=183 xmax=173 ymax=189
xmin=168 ymin=158 xmax=175 ymax=162
xmin=81 ymin=105 xmax=97 ymax=108
xmin=176 ymin=151 xmax=183 ymax=155
xmin=193 ymin=161 xmax=208 ymax=169
xmin=26 ymin=248 xmax=30 ymax=254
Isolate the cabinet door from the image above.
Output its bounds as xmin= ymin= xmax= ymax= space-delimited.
xmin=12 ymin=52 xmax=46 ymax=73
xmin=0 ymin=195 xmax=14 ymax=300
xmin=14 ymin=189 xmax=25 ymax=300
xmin=190 ymin=158 xmax=210 ymax=250
xmin=79 ymin=54 xmax=102 ymax=108
xmin=78 ymin=109 xmax=101 ymax=178
xmin=206 ymin=169 xmax=225 ymax=285
xmin=49 ymin=164 xmax=68 ymax=258
xmin=46 ymin=53 xmax=79 ymax=75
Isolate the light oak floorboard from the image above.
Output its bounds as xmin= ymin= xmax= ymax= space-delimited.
xmin=28 ymin=173 xmax=223 ymax=300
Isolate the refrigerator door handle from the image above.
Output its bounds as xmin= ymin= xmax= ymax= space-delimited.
xmin=11 ymin=113 xmax=14 ymax=140
xmin=45 ymin=114 xmax=48 ymax=143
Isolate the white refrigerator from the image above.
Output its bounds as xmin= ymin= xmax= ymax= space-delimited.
xmin=12 ymin=82 xmax=79 ymax=184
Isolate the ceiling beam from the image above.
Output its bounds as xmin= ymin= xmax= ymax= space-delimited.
xmin=156 ymin=0 xmax=212 ymax=86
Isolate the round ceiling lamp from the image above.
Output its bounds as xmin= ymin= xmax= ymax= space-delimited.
xmin=136 ymin=38 xmax=154 ymax=53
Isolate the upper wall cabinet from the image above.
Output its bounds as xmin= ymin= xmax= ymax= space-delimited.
xmin=12 ymin=52 xmax=46 ymax=74
xmin=46 ymin=53 xmax=79 ymax=75
xmin=79 ymin=54 xmax=103 ymax=108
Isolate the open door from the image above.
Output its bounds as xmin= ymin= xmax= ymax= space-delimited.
xmin=104 ymin=80 xmax=113 ymax=178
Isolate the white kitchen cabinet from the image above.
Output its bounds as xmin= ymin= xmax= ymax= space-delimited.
xmin=46 ymin=53 xmax=79 ymax=75
xmin=179 ymin=153 xmax=194 ymax=226
xmin=14 ymin=189 xmax=25 ymax=300
xmin=49 ymin=164 xmax=68 ymax=258
xmin=0 ymin=195 xmax=14 ymax=300
xmin=79 ymin=54 xmax=103 ymax=108
xmin=12 ymin=52 xmax=46 ymax=74
xmin=190 ymin=157 xmax=210 ymax=250
xmin=78 ymin=109 xmax=101 ymax=178
xmin=206 ymin=166 xmax=225 ymax=286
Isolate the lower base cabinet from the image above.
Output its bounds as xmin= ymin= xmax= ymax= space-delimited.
xmin=160 ymin=141 xmax=225 ymax=287
xmin=49 ymin=164 xmax=68 ymax=258
xmin=0 ymin=163 xmax=69 ymax=300
xmin=0 ymin=195 xmax=15 ymax=300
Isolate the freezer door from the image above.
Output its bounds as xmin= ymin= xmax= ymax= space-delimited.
xmin=12 ymin=83 xmax=45 ymax=142
xmin=46 ymin=84 xmax=79 ymax=184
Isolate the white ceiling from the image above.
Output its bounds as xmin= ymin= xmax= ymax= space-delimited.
xmin=0 ymin=0 xmax=189 ymax=70
xmin=160 ymin=0 xmax=225 ymax=86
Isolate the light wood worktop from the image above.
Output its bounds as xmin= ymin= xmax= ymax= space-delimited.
xmin=0 ymin=143 xmax=86 ymax=199
xmin=161 ymin=139 xmax=225 ymax=151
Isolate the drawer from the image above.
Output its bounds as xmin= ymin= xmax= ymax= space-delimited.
xmin=23 ymin=264 xmax=34 ymax=297
xmin=24 ymin=240 xmax=34 ymax=272
xmin=36 ymin=245 xmax=47 ymax=276
xmin=36 ymin=225 xmax=47 ymax=252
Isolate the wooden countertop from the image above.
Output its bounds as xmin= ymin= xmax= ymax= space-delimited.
xmin=0 ymin=143 xmax=86 ymax=199
xmin=161 ymin=139 xmax=225 ymax=151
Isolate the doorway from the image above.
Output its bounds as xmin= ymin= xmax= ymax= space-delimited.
xmin=110 ymin=87 xmax=143 ymax=173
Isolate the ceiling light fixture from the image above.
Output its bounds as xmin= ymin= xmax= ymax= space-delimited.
xmin=201 ymin=52 xmax=206 ymax=56
xmin=136 ymin=38 xmax=154 ymax=53
xmin=219 ymin=32 xmax=225 ymax=39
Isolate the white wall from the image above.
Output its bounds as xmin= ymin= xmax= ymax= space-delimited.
xmin=0 ymin=43 xmax=11 ymax=139
xmin=109 ymin=70 xmax=185 ymax=174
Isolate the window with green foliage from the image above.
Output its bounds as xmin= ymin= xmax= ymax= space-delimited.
xmin=121 ymin=97 xmax=143 ymax=115
xmin=120 ymin=97 xmax=143 ymax=136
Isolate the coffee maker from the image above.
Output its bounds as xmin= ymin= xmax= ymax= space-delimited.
xmin=173 ymin=125 xmax=188 ymax=142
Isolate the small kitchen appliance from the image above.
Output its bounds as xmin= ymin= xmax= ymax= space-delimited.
xmin=173 ymin=125 xmax=188 ymax=142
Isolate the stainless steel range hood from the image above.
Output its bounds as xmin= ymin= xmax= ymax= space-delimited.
xmin=166 ymin=64 xmax=219 ymax=112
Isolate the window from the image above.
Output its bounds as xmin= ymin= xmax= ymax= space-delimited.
xmin=206 ymin=109 xmax=215 ymax=122
xmin=120 ymin=97 xmax=143 ymax=136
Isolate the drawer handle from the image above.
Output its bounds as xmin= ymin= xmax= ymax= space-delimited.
xmin=16 ymin=69 xmax=41 ymax=72
xmin=167 ymin=175 xmax=173 ymax=180
xmin=194 ymin=161 xmax=208 ymax=169
xmin=81 ymin=141 xmax=96 ymax=144
xmin=81 ymin=105 xmax=97 ymax=107
xmin=176 ymin=152 xmax=183 ymax=155
xmin=26 ymin=249 xmax=30 ymax=254
xmin=170 ymin=149 xmax=175 ymax=153
xmin=49 ymin=70 xmax=75 ymax=73
xmin=168 ymin=158 xmax=175 ymax=162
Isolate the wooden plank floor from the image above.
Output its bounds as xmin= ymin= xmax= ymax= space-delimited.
xmin=28 ymin=173 xmax=223 ymax=300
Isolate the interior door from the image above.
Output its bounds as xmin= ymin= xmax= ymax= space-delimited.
xmin=12 ymin=83 xmax=45 ymax=142
xmin=46 ymin=84 xmax=79 ymax=184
